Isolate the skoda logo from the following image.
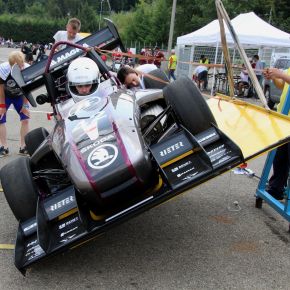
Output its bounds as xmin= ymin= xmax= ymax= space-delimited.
xmin=87 ymin=144 xmax=118 ymax=169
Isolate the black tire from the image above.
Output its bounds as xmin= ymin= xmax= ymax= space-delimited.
xmin=163 ymin=77 xmax=217 ymax=135
xmin=25 ymin=127 xmax=49 ymax=156
xmin=0 ymin=156 xmax=38 ymax=221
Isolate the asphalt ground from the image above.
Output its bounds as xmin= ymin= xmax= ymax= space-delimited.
xmin=0 ymin=47 xmax=289 ymax=289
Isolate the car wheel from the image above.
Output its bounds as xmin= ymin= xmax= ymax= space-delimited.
xmin=0 ymin=156 xmax=38 ymax=221
xmin=25 ymin=127 xmax=49 ymax=156
xmin=264 ymin=87 xmax=275 ymax=110
xmin=163 ymin=77 xmax=217 ymax=135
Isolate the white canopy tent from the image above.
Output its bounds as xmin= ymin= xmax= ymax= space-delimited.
xmin=177 ymin=12 xmax=290 ymax=48
xmin=176 ymin=12 xmax=290 ymax=83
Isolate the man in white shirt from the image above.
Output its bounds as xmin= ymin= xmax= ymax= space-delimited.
xmin=53 ymin=18 xmax=83 ymax=51
xmin=237 ymin=64 xmax=249 ymax=96
xmin=252 ymin=54 xmax=263 ymax=83
xmin=194 ymin=65 xmax=208 ymax=90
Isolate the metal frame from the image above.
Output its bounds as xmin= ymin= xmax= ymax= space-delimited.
xmin=255 ymin=87 xmax=290 ymax=223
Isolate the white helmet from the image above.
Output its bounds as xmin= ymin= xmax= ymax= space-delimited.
xmin=67 ymin=57 xmax=100 ymax=102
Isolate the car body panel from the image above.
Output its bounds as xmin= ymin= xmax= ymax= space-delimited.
xmin=208 ymin=96 xmax=290 ymax=159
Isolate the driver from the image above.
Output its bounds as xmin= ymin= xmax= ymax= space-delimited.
xmin=67 ymin=57 xmax=100 ymax=102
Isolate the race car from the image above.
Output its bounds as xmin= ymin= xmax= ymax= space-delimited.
xmin=0 ymin=20 xmax=289 ymax=274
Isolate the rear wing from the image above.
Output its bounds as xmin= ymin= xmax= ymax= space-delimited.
xmin=12 ymin=19 xmax=125 ymax=95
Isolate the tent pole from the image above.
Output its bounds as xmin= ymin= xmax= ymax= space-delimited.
xmin=216 ymin=5 xmax=235 ymax=98
xmin=211 ymin=41 xmax=219 ymax=96
xmin=189 ymin=45 xmax=195 ymax=80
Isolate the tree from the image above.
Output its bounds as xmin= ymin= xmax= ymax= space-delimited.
xmin=77 ymin=2 xmax=98 ymax=32
xmin=25 ymin=2 xmax=46 ymax=16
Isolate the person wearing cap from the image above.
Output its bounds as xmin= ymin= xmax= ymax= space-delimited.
xmin=199 ymin=54 xmax=210 ymax=89
xmin=153 ymin=47 xmax=165 ymax=69
xmin=168 ymin=50 xmax=177 ymax=81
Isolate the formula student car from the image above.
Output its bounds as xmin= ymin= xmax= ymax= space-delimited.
xmin=0 ymin=20 xmax=289 ymax=274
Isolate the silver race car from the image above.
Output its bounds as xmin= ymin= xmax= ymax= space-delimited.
xmin=1 ymin=20 xmax=245 ymax=273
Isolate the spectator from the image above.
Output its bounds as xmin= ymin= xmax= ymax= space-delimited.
xmin=194 ymin=65 xmax=208 ymax=91
xmin=126 ymin=48 xmax=134 ymax=67
xmin=199 ymin=54 xmax=210 ymax=89
xmin=145 ymin=47 xmax=153 ymax=64
xmin=237 ymin=64 xmax=249 ymax=96
xmin=139 ymin=48 xmax=146 ymax=65
xmin=112 ymin=49 xmax=122 ymax=62
xmin=117 ymin=64 xmax=158 ymax=89
xmin=252 ymin=54 xmax=263 ymax=84
xmin=199 ymin=54 xmax=209 ymax=65
xmin=0 ymin=51 xmax=30 ymax=157
xmin=153 ymin=47 xmax=165 ymax=69
xmin=263 ymin=67 xmax=290 ymax=200
xmin=21 ymin=43 xmax=33 ymax=65
xmin=168 ymin=50 xmax=177 ymax=81
xmin=101 ymin=54 xmax=107 ymax=63
xmin=35 ymin=44 xmax=47 ymax=62
xmin=53 ymin=18 xmax=83 ymax=51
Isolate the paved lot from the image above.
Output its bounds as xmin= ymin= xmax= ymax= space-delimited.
xmin=0 ymin=47 xmax=289 ymax=289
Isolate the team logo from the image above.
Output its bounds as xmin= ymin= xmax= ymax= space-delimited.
xmin=68 ymin=97 xmax=102 ymax=117
xmin=6 ymin=79 xmax=17 ymax=88
xmin=87 ymin=144 xmax=118 ymax=169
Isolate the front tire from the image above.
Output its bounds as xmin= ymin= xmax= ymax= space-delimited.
xmin=25 ymin=127 xmax=49 ymax=156
xmin=163 ymin=77 xmax=217 ymax=135
xmin=0 ymin=157 xmax=38 ymax=221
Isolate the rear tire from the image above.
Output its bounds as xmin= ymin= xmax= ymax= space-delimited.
xmin=163 ymin=77 xmax=217 ymax=135
xmin=25 ymin=127 xmax=49 ymax=156
xmin=0 ymin=157 xmax=38 ymax=221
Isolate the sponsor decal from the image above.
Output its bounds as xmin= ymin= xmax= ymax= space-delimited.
xmin=207 ymin=144 xmax=228 ymax=162
xmin=171 ymin=160 xmax=193 ymax=173
xmin=177 ymin=167 xmax=195 ymax=178
xmin=27 ymin=239 xmax=37 ymax=248
xmin=50 ymin=43 xmax=88 ymax=67
xmin=59 ymin=216 xmax=79 ymax=230
xmin=23 ymin=222 xmax=37 ymax=233
xmin=87 ymin=144 xmax=118 ymax=169
xmin=25 ymin=241 xmax=45 ymax=260
xmin=49 ymin=196 xmax=75 ymax=212
xmin=60 ymin=235 xmax=77 ymax=243
xmin=197 ymin=132 xmax=217 ymax=143
xmin=160 ymin=141 xmax=184 ymax=157
xmin=60 ymin=227 xmax=78 ymax=238
xmin=207 ymin=144 xmax=225 ymax=154
xmin=182 ymin=172 xmax=199 ymax=181
xmin=80 ymin=134 xmax=115 ymax=154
